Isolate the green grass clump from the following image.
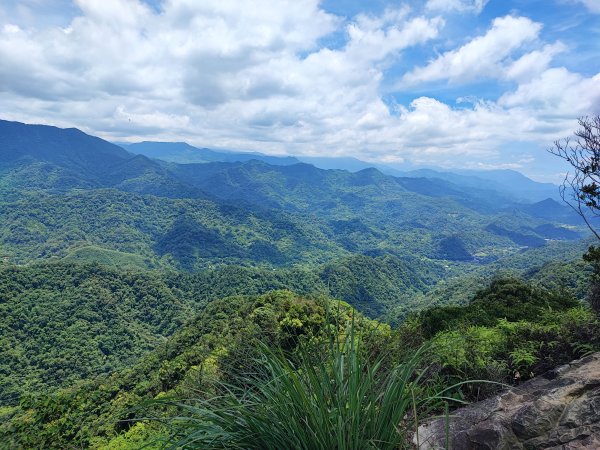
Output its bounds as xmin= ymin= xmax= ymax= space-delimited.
xmin=160 ymin=323 xmax=453 ymax=450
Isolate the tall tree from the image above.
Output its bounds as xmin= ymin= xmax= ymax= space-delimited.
xmin=551 ymin=116 xmax=600 ymax=312
xmin=550 ymin=116 xmax=600 ymax=239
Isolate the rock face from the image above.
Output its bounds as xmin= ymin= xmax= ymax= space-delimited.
xmin=417 ymin=353 xmax=600 ymax=449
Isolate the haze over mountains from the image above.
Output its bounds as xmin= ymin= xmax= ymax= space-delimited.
xmin=0 ymin=119 xmax=583 ymax=273
xmin=122 ymin=140 xmax=561 ymax=204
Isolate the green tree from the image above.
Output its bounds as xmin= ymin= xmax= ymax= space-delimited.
xmin=550 ymin=115 xmax=600 ymax=239
xmin=551 ymin=116 xmax=600 ymax=313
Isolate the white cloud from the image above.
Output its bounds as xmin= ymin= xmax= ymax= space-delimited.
xmin=425 ymin=0 xmax=489 ymax=14
xmin=401 ymin=15 xmax=542 ymax=86
xmin=0 ymin=1 xmax=444 ymax=145
xmin=0 ymin=1 xmax=598 ymax=178
xmin=576 ymin=0 xmax=600 ymax=13
xmin=504 ymin=42 xmax=567 ymax=82
xmin=499 ymin=68 xmax=600 ymax=115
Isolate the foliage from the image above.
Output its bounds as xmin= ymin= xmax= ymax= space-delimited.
xmin=418 ymin=277 xmax=579 ymax=337
xmin=161 ymin=327 xmax=445 ymax=450
xmin=0 ymin=254 xmax=444 ymax=414
xmin=415 ymin=279 xmax=600 ymax=401
xmin=0 ymin=292 xmax=381 ymax=448
xmin=0 ymin=263 xmax=188 ymax=406
xmin=583 ymin=246 xmax=600 ymax=314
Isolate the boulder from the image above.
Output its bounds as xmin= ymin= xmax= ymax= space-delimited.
xmin=417 ymin=353 xmax=600 ymax=449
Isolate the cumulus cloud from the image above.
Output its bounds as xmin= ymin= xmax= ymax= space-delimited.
xmin=504 ymin=42 xmax=567 ymax=82
xmin=0 ymin=1 xmax=443 ymax=146
xmin=0 ymin=0 xmax=598 ymax=177
xmin=401 ymin=15 xmax=542 ymax=86
xmin=499 ymin=68 xmax=600 ymax=115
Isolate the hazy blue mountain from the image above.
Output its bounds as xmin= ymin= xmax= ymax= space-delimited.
xmin=0 ymin=120 xmax=131 ymax=168
xmin=0 ymin=120 xmax=587 ymax=270
xmin=516 ymin=198 xmax=579 ymax=223
xmin=296 ymin=156 xmax=381 ymax=172
xmin=122 ymin=141 xmax=300 ymax=166
xmin=0 ymin=120 xmax=210 ymax=199
xmin=120 ymin=140 xmax=561 ymax=207
xmin=400 ymin=168 xmax=560 ymax=203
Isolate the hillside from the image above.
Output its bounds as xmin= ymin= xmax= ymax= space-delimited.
xmin=0 ymin=120 xmax=205 ymax=200
xmin=0 ymin=254 xmax=440 ymax=405
xmin=0 ymin=121 xmax=586 ymax=272
xmin=1 ymin=291 xmax=376 ymax=448
xmin=122 ymin=141 xmax=300 ymax=166
xmin=3 ymin=277 xmax=599 ymax=449
xmin=126 ymin=140 xmax=562 ymax=204
xmin=0 ymin=188 xmax=344 ymax=270
xmin=0 ymin=263 xmax=189 ymax=406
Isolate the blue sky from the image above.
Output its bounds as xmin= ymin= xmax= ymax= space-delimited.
xmin=0 ymin=0 xmax=599 ymax=181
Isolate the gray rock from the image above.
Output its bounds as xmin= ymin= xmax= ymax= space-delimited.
xmin=417 ymin=353 xmax=600 ymax=449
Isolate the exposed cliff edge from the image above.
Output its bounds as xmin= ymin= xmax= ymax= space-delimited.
xmin=417 ymin=352 xmax=600 ymax=449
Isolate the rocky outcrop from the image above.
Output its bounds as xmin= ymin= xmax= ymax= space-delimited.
xmin=417 ymin=353 xmax=600 ymax=449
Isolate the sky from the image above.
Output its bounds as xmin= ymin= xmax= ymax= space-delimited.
xmin=0 ymin=0 xmax=599 ymax=181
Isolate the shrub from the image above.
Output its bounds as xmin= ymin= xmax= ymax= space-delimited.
xmin=159 ymin=324 xmax=455 ymax=449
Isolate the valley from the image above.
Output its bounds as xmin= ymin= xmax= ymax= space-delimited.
xmin=0 ymin=119 xmax=597 ymax=449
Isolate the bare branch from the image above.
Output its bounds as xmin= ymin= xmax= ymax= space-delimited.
xmin=549 ymin=115 xmax=600 ymax=241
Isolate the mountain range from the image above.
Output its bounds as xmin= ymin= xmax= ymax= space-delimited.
xmin=1 ymin=118 xmax=596 ymax=449
xmin=121 ymin=139 xmax=561 ymax=203
xmin=0 ymin=119 xmax=584 ymax=273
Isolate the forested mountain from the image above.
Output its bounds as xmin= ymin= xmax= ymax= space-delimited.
xmin=0 ymin=120 xmax=584 ymax=274
xmin=0 ymin=120 xmax=206 ymax=200
xmin=0 ymin=254 xmax=443 ymax=406
xmin=400 ymin=168 xmax=561 ymax=203
xmin=126 ymin=139 xmax=562 ymax=202
xmin=125 ymin=139 xmax=561 ymax=203
xmin=0 ymin=119 xmax=596 ymax=449
xmin=4 ymin=277 xmax=599 ymax=449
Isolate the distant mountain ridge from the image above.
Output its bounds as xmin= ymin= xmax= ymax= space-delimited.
xmin=121 ymin=139 xmax=561 ymax=203
xmin=401 ymin=168 xmax=560 ymax=203
xmin=0 ymin=120 xmax=130 ymax=173
xmin=121 ymin=141 xmax=301 ymax=166
xmin=0 ymin=119 xmax=586 ymax=271
xmin=0 ymin=120 xmax=210 ymax=199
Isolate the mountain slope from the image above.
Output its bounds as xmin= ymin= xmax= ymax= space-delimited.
xmin=401 ymin=168 xmax=560 ymax=203
xmin=0 ymin=263 xmax=188 ymax=405
xmin=0 ymin=291 xmax=376 ymax=449
xmin=169 ymin=160 xmax=584 ymax=259
xmin=0 ymin=189 xmax=342 ymax=269
xmin=121 ymin=139 xmax=563 ymax=205
xmin=0 ymin=120 xmax=130 ymax=169
xmin=0 ymin=120 xmax=206 ymax=199
xmin=0 ymin=254 xmax=438 ymax=405
xmin=0 ymin=120 xmax=588 ymax=270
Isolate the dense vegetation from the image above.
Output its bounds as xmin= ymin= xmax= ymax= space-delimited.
xmin=3 ymin=275 xmax=598 ymax=449
xmin=0 ymin=120 xmax=597 ymax=449
xmin=0 ymin=264 xmax=189 ymax=406
xmin=0 ymin=120 xmax=585 ymax=272
xmin=0 ymin=254 xmax=445 ymax=407
xmin=1 ymin=245 xmax=591 ymax=412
